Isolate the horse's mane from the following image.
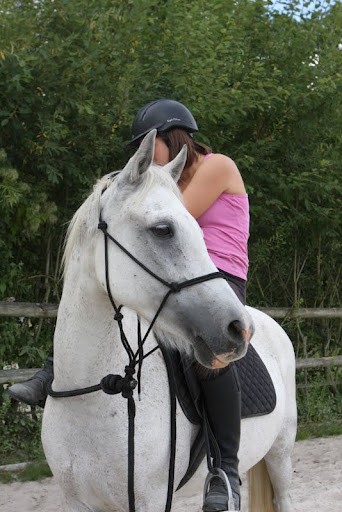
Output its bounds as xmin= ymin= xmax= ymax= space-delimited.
xmin=62 ymin=166 xmax=181 ymax=276
xmin=61 ymin=172 xmax=118 ymax=277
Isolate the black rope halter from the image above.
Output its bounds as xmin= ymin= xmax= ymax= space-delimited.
xmin=48 ymin=214 xmax=230 ymax=512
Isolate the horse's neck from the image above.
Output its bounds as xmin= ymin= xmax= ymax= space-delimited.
xmin=53 ymin=261 xmax=152 ymax=389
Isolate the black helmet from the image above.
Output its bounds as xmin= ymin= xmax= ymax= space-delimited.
xmin=130 ymin=99 xmax=198 ymax=146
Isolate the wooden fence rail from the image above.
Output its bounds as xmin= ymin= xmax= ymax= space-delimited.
xmin=0 ymin=368 xmax=40 ymax=385
xmin=0 ymin=302 xmax=58 ymax=318
xmin=1 ymin=302 xmax=341 ymax=385
xmin=1 ymin=356 xmax=342 ymax=385
xmin=1 ymin=302 xmax=342 ymax=319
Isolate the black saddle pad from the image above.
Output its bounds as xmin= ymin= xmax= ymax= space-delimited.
xmin=236 ymin=344 xmax=277 ymax=418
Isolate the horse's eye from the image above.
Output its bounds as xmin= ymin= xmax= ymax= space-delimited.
xmin=151 ymin=224 xmax=173 ymax=238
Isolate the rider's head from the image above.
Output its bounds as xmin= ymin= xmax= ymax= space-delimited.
xmin=129 ymin=99 xmax=210 ymax=168
xmin=130 ymin=99 xmax=198 ymax=146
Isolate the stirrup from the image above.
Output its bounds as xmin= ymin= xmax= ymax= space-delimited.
xmin=203 ymin=468 xmax=237 ymax=512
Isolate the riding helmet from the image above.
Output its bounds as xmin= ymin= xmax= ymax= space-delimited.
xmin=129 ymin=99 xmax=198 ymax=146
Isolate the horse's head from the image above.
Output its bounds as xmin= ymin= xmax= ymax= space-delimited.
xmin=68 ymin=130 xmax=254 ymax=369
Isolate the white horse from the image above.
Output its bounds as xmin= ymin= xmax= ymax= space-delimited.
xmin=42 ymin=130 xmax=297 ymax=512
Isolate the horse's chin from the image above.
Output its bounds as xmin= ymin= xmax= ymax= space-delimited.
xmin=211 ymin=351 xmax=246 ymax=369
xmin=194 ymin=336 xmax=247 ymax=369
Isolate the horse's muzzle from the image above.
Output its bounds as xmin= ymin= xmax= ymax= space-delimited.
xmin=194 ymin=318 xmax=254 ymax=369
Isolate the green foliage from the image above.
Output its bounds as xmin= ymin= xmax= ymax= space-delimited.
xmin=297 ymin=376 xmax=342 ymax=424
xmin=0 ymin=0 xmax=340 ymax=308
xmin=0 ymin=318 xmax=53 ymax=367
xmin=297 ymin=420 xmax=342 ymax=440
xmin=0 ymin=392 xmax=43 ymax=462
xmin=0 ymin=462 xmax=52 ymax=484
xmin=0 ymin=0 xmax=341 ymax=435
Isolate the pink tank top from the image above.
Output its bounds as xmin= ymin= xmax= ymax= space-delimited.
xmin=197 ymin=154 xmax=249 ymax=280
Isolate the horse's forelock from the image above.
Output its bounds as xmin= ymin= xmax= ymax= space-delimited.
xmin=122 ymin=164 xmax=181 ymax=204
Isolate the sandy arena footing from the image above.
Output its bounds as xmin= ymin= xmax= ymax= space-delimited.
xmin=0 ymin=436 xmax=341 ymax=511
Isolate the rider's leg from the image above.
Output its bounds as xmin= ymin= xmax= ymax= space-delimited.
xmin=201 ymin=269 xmax=244 ymax=511
xmin=7 ymin=352 xmax=53 ymax=407
xmin=200 ymin=364 xmax=241 ymax=512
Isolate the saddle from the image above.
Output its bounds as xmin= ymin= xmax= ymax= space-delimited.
xmin=159 ymin=343 xmax=276 ymax=489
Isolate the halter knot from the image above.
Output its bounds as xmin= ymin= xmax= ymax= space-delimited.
xmin=114 ymin=311 xmax=124 ymax=322
xmin=169 ymin=282 xmax=182 ymax=293
xmin=100 ymin=374 xmax=122 ymax=395
xmin=98 ymin=220 xmax=108 ymax=231
xmin=124 ymin=365 xmax=136 ymax=378
xmin=100 ymin=371 xmax=137 ymax=398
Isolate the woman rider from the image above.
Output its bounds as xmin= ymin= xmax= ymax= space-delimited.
xmin=8 ymin=99 xmax=249 ymax=512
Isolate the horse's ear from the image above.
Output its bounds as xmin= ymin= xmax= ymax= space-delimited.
xmin=163 ymin=145 xmax=187 ymax=183
xmin=123 ymin=129 xmax=156 ymax=183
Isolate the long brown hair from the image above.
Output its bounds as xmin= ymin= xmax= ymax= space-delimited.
xmin=159 ymin=129 xmax=211 ymax=169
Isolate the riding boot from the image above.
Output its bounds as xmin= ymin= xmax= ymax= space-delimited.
xmin=200 ymin=364 xmax=241 ymax=512
xmin=7 ymin=354 xmax=53 ymax=408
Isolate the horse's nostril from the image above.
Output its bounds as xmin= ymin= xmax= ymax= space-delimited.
xmin=227 ymin=319 xmax=248 ymax=343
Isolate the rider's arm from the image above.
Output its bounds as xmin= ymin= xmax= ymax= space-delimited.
xmin=181 ymin=154 xmax=246 ymax=219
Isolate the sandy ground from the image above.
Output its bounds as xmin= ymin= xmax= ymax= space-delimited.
xmin=0 ymin=436 xmax=341 ymax=511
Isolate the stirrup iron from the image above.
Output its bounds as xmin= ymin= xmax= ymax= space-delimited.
xmin=203 ymin=467 xmax=237 ymax=512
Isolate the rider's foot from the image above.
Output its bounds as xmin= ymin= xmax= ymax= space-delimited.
xmin=7 ymin=365 xmax=52 ymax=408
xmin=203 ymin=473 xmax=240 ymax=512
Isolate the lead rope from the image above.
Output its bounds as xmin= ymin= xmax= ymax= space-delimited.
xmin=48 ymin=217 xmax=230 ymax=512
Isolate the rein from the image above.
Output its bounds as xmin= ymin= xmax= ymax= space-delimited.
xmin=48 ymin=215 xmax=229 ymax=512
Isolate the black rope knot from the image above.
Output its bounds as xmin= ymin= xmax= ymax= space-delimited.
xmin=98 ymin=220 xmax=108 ymax=231
xmin=100 ymin=367 xmax=137 ymax=398
xmin=169 ymin=282 xmax=182 ymax=293
xmin=114 ymin=311 xmax=124 ymax=322
xmin=124 ymin=365 xmax=136 ymax=378
xmin=123 ymin=366 xmax=137 ymax=398
xmin=100 ymin=374 xmax=123 ymax=395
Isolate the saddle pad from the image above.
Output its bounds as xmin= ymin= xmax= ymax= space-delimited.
xmin=235 ymin=344 xmax=277 ymax=418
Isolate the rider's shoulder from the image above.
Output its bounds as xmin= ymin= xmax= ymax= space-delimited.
xmin=196 ymin=153 xmax=246 ymax=195
xmin=199 ymin=153 xmax=242 ymax=181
